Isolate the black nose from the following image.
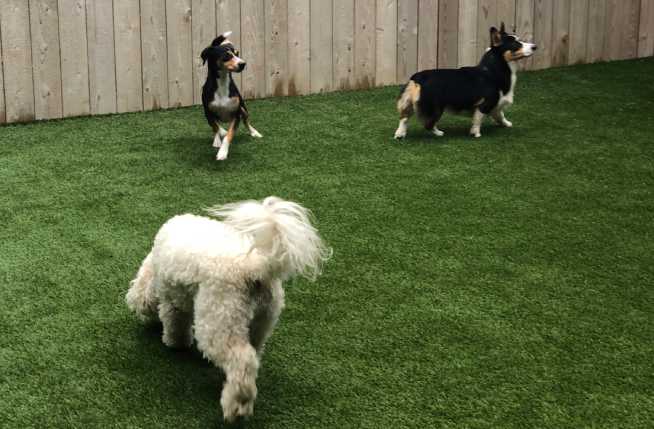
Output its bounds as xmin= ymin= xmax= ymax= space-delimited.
xmin=238 ymin=62 xmax=246 ymax=71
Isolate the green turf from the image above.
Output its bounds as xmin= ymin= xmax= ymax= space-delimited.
xmin=1 ymin=58 xmax=653 ymax=428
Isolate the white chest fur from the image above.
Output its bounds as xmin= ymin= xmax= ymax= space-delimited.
xmin=208 ymin=76 xmax=239 ymax=119
xmin=498 ymin=61 xmax=517 ymax=110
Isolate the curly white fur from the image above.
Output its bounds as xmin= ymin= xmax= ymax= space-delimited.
xmin=125 ymin=196 xmax=331 ymax=422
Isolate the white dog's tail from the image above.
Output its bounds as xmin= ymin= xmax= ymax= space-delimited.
xmin=206 ymin=196 xmax=331 ymax=281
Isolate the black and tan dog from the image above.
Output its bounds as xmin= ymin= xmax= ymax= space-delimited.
xmin=394 ymin=23 xmax=537 ymax=139
xmin=201 ymin=32 xmax=262 ymax=161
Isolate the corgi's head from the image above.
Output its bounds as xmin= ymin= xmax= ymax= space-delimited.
xmin=490 ymin=23 xmax=537 ymax=62
xmin=201 ymin=31 xmax=246 ymax=73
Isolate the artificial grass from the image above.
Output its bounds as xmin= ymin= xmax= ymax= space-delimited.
xmin=1 ymin=58 xmax=653 ymax=428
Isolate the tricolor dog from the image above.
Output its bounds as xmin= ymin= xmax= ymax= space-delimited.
xmin=201 ymin=32 xmax=262 ymax=161
xmin=394 ymin=23 xmax=537 ymax=139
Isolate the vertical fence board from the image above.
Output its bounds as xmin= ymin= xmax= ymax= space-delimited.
xmin=568 ymin=0 xmax=588 ymax=64
xmin=192 ymin=0 xmax=216 ymax=104
xmin=217 ymin=0 xmax=242 ymax=88
xmin=241 ymin=0 xmax=266 ymax=98
xmin=30 ymin=0 xmax=63 ymax=120
xmin=438 ymin=0 xmax=459 ymax=68
xmin=586 ymin=0 xmax=607 ymax=62
xmin=166 ymin=0 xmax=193 ymax=106
xmin=418 ymin=0 xmax=439 ymax=70
xmin=498 ymin=0 xmax=517 ymax=29
xmin=375 ymin=0 xmax=397 ymax=85
xmin=288 ymin=0 xmax=310 ymax=94
xmin=397 ymin=0 xmax=418 ymax=81
xmin=114 ymin=0 xmax=142 ymax=112
xmin=605 ymin=0 xmax=640 ymax=61
xmin=333 ymin=0 xmax=355 ymax=90
xmin=551 ymin=0 xmax=570 ymax=67
xmin=639 ymin=0 xmax=654 ymax=57
xmin=0 ymin=0 xmax=34 ymax=122
xmin=622 ymin=0 xmax=641 ymax=60
xmin=354 ymin=0 xmax=375 ymax=89
xmin=532 ymin=0 xmax=553 ymax=69
xmin=310 ymin=0 xmax=333 ymax=93
xmin=86 ymin=0 xmax=116 ymax=115
xmin=141 ymin=0 xmax=168 ymax=110
xmin=515 ymin=0 xmax=535 ymax=70
xmin=458 ymin=0 xmax=479 ymax=66
xmin=59 ymin=0 xmax=90 ymax=117
xmin=265 ymin=0 xmax=288 ymax=96
xmin=477 ymin=0 xmax=497 ymax=59
xmin=0 ymin=27 xmax=5 ymax=123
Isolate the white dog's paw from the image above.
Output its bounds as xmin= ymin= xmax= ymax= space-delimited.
xmin=216 ymin=148 xmax=229 ymax=161
xmin=470 ymin=130 xmax=481 ymax=138
xmin=394 ymin=129 xmax=406 ymax=139
xmin=432 ymin=128 xmax=445 ymax=137
xmin=221 ymin=384 xmax=255 ymax=422
xmin=250 ymin=129 xmax=263 ymax=138
xmin=503 ymin=119 xmax=513 ymax=128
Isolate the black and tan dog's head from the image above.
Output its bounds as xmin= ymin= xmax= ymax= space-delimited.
xmin=201 ymin=31 xmax=246 ymax=73
xmin=490 ymin=23 xmax=537 ymax=62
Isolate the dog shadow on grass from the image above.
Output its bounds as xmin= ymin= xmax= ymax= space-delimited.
xmin=169 ymin=135 xmax=257 ymax=170
xmin=396 ymin=124 xmax=506 ymax=144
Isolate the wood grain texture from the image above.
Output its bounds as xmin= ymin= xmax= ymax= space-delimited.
xmin=515 ymin=0 xmax=535 ymax=70
xmin=29 ymin=0 xmax=63 ymax=119
xmin=86 ymin=0 xmax=117 ymax=115
xmin=310 ymin=0 xmax=333 ymax=93
xmin=114 ymin=0 xmax=143 ymax=112
xmin=166 ymin=0 xmax=193 ymax=107
xmin=265 ymin=0 xmax=288 ymax=96
xmin=140 ymin=0 xmax=169 ymax=110
xmin=354 ymin=0 xmax=376 ymax=89
xmin=568 ymin=0 xmax=588 ymax=64
xmin=333 ymin=0 xmax=355 ymax=90
xmin=192 ymin=0 xmax=216 ymax=104
xmin=586 ymin=0 xmax=607 ymax=62
xmin=458 ymin=0 xmax=479 ymax=67
xmin=532 ymin=0 xmax=553 ymax=69
xmin=497 ymin=0 xmax=516 ymax=29
xmin=551 ymin=0 xmax=570 ymax=67
xmin=397 ymin=0 xmax=418 ymax=81
xmin=288 ymin=0 xmax=310 ymax=95
xmin=241 ymin=0 xmax=266 ymax=98
xmin=0 ymin=0 xmax=35 ymax=122
xmin=58 ymin=0 xmax=90 ymax=117
xmin=216 ymin=0 xmax=242 ymax=88
xmin=605 ymin=0 xmax=640 ymax=61
xmin=438 ymin=0 xmax=459 ymax=68
xmin=375 ymin=0 xmax=397 ymax=85
xmin=477 ymin=0 xmax=498 ymax=58
xmin=639 ymin=0 xmax=654 ymax=57
xmin=0 ymin=27 xmax=5 ymax=123
xmin=418 ymin=0 xmax=439 ymax=70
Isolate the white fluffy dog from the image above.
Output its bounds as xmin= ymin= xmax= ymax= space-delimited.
xmin=125 ymin=196 xmax=330 ymax=421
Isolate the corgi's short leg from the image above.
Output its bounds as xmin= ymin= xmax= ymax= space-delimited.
xmin=491 ymin=109 xmax=512 ymax=128
xmin=470 ymin=109 xmax=485 ymax=138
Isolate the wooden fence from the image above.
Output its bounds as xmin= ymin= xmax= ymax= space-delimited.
xmin=1 ymin=0 xmax=653 ymax=124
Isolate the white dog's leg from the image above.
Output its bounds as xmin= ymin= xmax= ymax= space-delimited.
xmin=470 ymin=109 xmax=485 ymax=138
xmin=491 ymin=109 xmax=512 ymax=128
xmin=125 ymin=252 xmax=160 ymax=323
xmin=194 ymin=284 xmax=259 ymax=422
xmin=249 ymin=280 xmax=285 ymax=356
xmin=159 ymin=302 xmax=193 ymax=349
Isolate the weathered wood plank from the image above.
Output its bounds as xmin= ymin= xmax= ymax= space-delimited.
xmin=333 ymin=0 xmax=355 ymax=90
xmin=140 ymin=0 xmax=169 ymax=110
xmin=166 ymin=0 xmax=193 ymax=107
xmin=241 ymin=0 xmax=266 ymax=98
xmin=265 ymin=0 xmax=289 ymax=96
xmin=551 ymin=0 xmax=570 ymax=67
xmin=86 ymin=0 xmax=117 ymax=115
xmin=397 ymin=0 xmax=418 ymax=81
xmin=586 ymin=0 xmax=607 ymax=63
xmin=192 ymin=0 xmax=216 ymax=104
xmin=114 ymin=0 xmax=143 ymax=112
xmin=58 ymin=0 xmax=90 ymax=117
xmin=310 ymin=0 xmax=333 ymax=93
xmin=477 ymin=0 xmax=498 ymax=59
xmin=288 ymin=0 xmax=310 ymax=95
xmin=375 ymin=0 xmax=397 ymax=85
xmin=458 ymin=0 xmax=479 ymax=67
xmin=497 ymin=0 xmax=516 ymax=29
xmin=417 ymin=0 xmax=439 ymax=70
xmin=216 ymin=0 xmax=242 ymax=88
xmin=639 ymin=0 xmax=654 ymax=57
xmin=605 ymin=0 xmax=640 ymax=61
xmin=0 ymin=0 xmax=34 ymax=122
xmin=622 ymin=0 xmax=641 ymax=60
xmin=568 ymin=0 xmax=588 ymax=64
xmin=438 ymin=0 xmax=459 ymax=68
xmin=532 ymin=0 xmax=553 ymax=69
xmin=29 ymin=0 xmax=63 ymax=120
xmin=0 ymin=27 xmax=5 ymax=123
xmin=354 ymin=0 xmax=376 ymax=89
xmin=515 ymin=0 xmax=535 ymax=70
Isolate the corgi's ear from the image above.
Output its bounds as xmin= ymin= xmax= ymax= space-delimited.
xmin=500 ymin=22 xmax=506 ymax=34
xmin=212 ymin=31 xmax=232 ymax=46
xmin=490 ymin=26 xmax=502 ymax=47
xmin=201 ymin=47 xmax=212 ymax=65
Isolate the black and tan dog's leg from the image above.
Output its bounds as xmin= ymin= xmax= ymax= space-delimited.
xmin=216 ymin=117 xmax=240 ymax=161
xmin=491 ymin=108 xmax=513 ymax=128
xmin=211 ymin=122 xmax=228 ymax=148
xmin=241 ymin=107 xmax=262 ymax=138
xmin=470 ymin=109 xmax=485 ymax=138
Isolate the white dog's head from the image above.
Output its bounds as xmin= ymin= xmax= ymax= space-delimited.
xmin=208 ymin=196 xmax=332 ymax=281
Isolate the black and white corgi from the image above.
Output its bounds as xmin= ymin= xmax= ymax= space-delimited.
xmin=394 ymin=23 xmax=537 ymax=139
xmin=201 ymin=32 xmax=262 ymax=161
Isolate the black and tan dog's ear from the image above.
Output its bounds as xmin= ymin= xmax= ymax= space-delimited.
xmin=500 ymin=22 xmax=506 ymax=34
xmin=490 ymin=27 xmax=502 ymax=47
xmin=211 ymin=31 xmax=233 ymax=46
xmin=201 ymin=47 xmax=212 ymax=65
